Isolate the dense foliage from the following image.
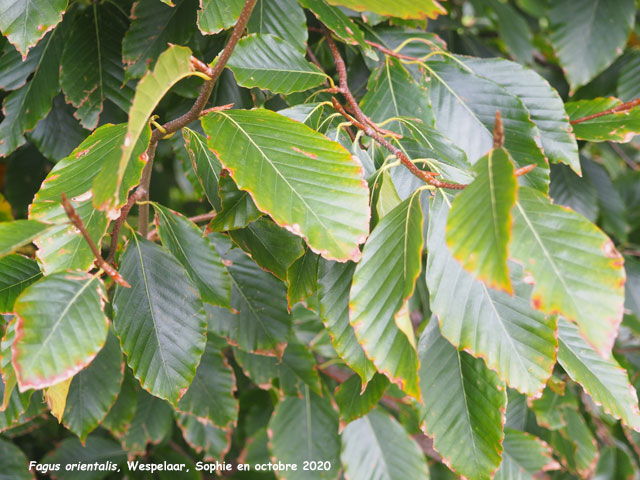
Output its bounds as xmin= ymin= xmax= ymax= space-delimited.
xmin=1 ymin=0 xmax=640 ymax=478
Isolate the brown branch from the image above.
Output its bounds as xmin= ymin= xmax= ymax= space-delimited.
xmin=570 ymin=97 xmax=640 ymax=125
xmin=61 ymin=193 xmax=131 ymax=288
xmin=136 ymin=0 xmax=258 ymax=236
xmin=364 ymin=40 xmax=420 ymax=61
xmin=493 ymin=111 xmax=503 ymax=149
xmin=146 ymin=211 xmax=217 ymax=242
xmin=106 ymin=187 xmax=146 ymax=264
xmin=608 ymin=141 xmax=639 ymax=171
xmin=324 ymin=29 xmax=465 ymax=190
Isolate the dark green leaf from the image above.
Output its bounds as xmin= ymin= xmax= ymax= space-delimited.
xmin=248 ymin=0 xmax=307 ymax=53
xmin=227 ymin=34 xmax=326 ymax=94
xmin=0 ymin=255 xmax=40 ymax=313
xmin=113 ymin=234 xmax=207 ymax=406
xmin=269 ymin=388 xmax=341 ymax=480
xmin=549 ymin=0 xmax=636 ymax=90
xmin=424 ymin=60 xmax=549 ymax=192
xmin=341 ymin=408 xmax=430 ymax=480
xmin=494 ymin=429 xmax=559 ymax=480
xmin=177 ymin=413 xmax=232 ymax=461
xmin=177 ymin=334 xmax=238 ymax=429
xmin=286 ymin=248 xmax=319 ymax=308
xmin=183 ymin=127 xmax=222 ymax=211
xmin=102 ymin=369 xmax=138 ymax=437
xmin=0 ymin=436 xmax=31 ymax=480
xmin=154 ymin=203 xmax=232 ymax=308
xmin=42 ymin=436 xmax=125 ymax=480
xmin=62 ymin=331 xmax=123 ymax=441
xmin=349 ymin=191 xmax=423 ymax=399
xmin=317 ymin=260 xmax=376 ymax=383
xmin=229 ymin=217 xmax=304 ymax=281
xmin=549 ymin=163 xmax=598 ymax=222
xmin=207 ymin=248 xmax=291 ymax=357
xmin=121 ymin=389 xmax=173 ymax=456
xmin=60 ymin=1 xmax=133 ymax=128
xmin=0 ymin=26 xmax=65 ymax=156
xmin=207 ymin=175 xmax=263 ymax=231
xmin=122 ymin=0 xmax=197 ymax=79
xmin=418 ymin=321 xmax=506 ymax=480
xmin=334 ymin=373 xmax=389 ymax=426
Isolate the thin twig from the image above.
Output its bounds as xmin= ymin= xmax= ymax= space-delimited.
xmin=61 ymin=193 xmax=131 ymax=288
xmin=570 ymin=98 xmax=640 ymax=125
xmin=323 ymin=29 xmax=466 ymax=190
xmin=146 ymin=211 xmax=217 ymax=242
xmin=136 ymin=0 xmax=258 ymax=236
xmin=106 ymin=187 xmax=146 ymax=264
xmin=493 ymin=111 xmax=503 ymax=149
xmin=608 ymin=141 xmax=639 ymax=171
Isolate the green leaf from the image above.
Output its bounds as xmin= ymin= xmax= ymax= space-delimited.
xmin=154 ymin=203 xmax=232 ymax=308
xmin=317 ymin=260 xmax=376 ymax=383
xmin=13 ymin=272 xmax=108 ymax=390
xmin=177 ymin=413 xmax=232 ymax=461
xmin=269 ymin=388 xmax=341 ymax=480
xmin=566 ymin=98 xmax=640 ymax=143
xmin=0 ymin=220 xmax=50 ymax=258
xmin=227 ymin=34 xmax=327 ymax=94
xmin=61 ymin=331 xmax=123 ymax=441
xmin=121 ymin=389 xmax=173 ymax=456
xmin=428 ymin=192 xmax=557 ymax=396
xmin=549 ymin=0 xmax=636 ymax=91
xmin=122 ymin=0 xmax=197 ymax=80
xmin=197 ymin=0 xmax=244 ymax=34
xmin=557 ymin=318 xmax=640 ymax=431
xmin=424 ymin=60 xmax=549 ymax=192
xmin=494 ymin=429 xmax=559 ymax=480
xmin=183 ymin=128 xmax=222 ymax=211
xmin=510 ymin=186 xmax=625 ymax=356
xmin=548 ymin=408 xmax=598 ymax=477
xmin=232 ymin=347 xmax=278 ymax=389
xmin=618 ymin=51 xmax=640 ymax=102
xmin=461 ymin=57 xmax=580 ymax=175
xmin=417 ymin=321 xmax=506 ymax=480
xmin=279 ymin=335 xmax=323 ymax=396
xmin=201 ymin=109 xmax=370 ymax=262
xmin=0 ymin=0 xmax=67 ymax=57
xmin=248 ymin=0 xmax=307 ymax=54
xmin=27 ymin=94 xmax=89 ymax=162
xmin=335 ymin=373 xmax=389 ymax=426
xmin=0 ymin=26 xmax=66 ymax=157
xmin=29 ymin=124 xmax=145 ymax=274
xmin=0 ymin=40 xmax=40 ymax=91
xmin=0 ymin=436 xmax=33 ymax=480
xmin=112 ymin=234 xmax=207 ymax=406
xmin=481 ymin=0 xmax=533 ymax=64
xmin=341 ymin=408 xmax=430 ymax=480
xmin=626 ymin=256 xmax=640 ymax=319
xmin=42 ymin=436 xmax=126 ymax=480
xmin=361 ymin=57 xmax=434 ymax=132
xmin=0 ymin=255 xmax=41 ymax=313
xmin=60 ymin=1 xmax=133 ymax=128
xmin=229 ymin=217 xmax=304 ymax=281
xmin=286 ymin=248 xmax=319 ymax=308
xmin=207 ymin=175 xmax=263 ymax=231
xmin=446 ymin=148 xmax=517 ymax=293
xmin=325 ymin=0 xmax=446 ymax=19
xmin=550 ymin=163 xmax=598 ymax=222
xmin=102 ymin=369 xmax=138 ymax=437
xmin=177 ymin=334 xmax=238 ymax=429
xmin=206 ymin=248 xmax=291 ymax=357
xmin=94 ymin=45 xmax=200 ymax=215
xmin=298 ymin=0 xmax=376 ymax=59
xmin=349 ymin=191 xmax=424 ymax=400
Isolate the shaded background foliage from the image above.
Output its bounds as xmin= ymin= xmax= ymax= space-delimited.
xmin=1 ymin=0 xmax=640 ymax=479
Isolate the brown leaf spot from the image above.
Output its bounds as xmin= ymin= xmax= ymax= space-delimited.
xmin=291 ymin=146 xmax=318 ymax=159
xmin=602 ymin=239 xmax=619 ymax=258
